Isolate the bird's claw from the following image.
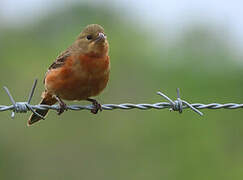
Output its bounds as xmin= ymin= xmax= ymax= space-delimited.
xmin=57 ymin=101 xmax=68 ymax=115
xmin=90 ymin=100 xmax=102 ymax=114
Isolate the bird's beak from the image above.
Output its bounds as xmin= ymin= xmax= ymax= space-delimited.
xmin=95 ymin=32 xmax=106 ymax=42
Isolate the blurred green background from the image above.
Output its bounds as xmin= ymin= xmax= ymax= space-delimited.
xmin=0 ymin=1 xmax=243 ymax=180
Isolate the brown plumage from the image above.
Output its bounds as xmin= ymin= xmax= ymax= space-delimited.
xmin=28 ymin=24 xmax=110 ymax=126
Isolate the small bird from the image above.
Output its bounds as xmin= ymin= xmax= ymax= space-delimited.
xmin=28 ymin=24 xmax=110 ymax=126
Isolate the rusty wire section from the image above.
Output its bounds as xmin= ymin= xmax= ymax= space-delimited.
xmin=0 ymin=79 xmax=242 ymax=119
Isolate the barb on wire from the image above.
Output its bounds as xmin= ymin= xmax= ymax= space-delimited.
xmin=157 ymin=88 xmax=203 ymax=116
xmin=3 ymin=79 xmax=45 ymax=119
xmin=0 ymin=79 xmax=242 ymax=120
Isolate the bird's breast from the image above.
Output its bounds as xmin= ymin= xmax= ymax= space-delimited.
xmin=45 ymin=54 xmax=110 ymax=100
xmin=77 ymin=53 xmax=110 ymax=75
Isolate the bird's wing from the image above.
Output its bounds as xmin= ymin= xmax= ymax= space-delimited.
xmin=48 ymin=49 xmax=71 ymax=70
xmin=43 ymin=49 xmax=71 ymax=83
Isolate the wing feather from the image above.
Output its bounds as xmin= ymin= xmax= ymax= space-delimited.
xmin=43 ymin=49 xmax=71 ymax=83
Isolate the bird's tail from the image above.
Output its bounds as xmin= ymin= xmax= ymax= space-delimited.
xmin=28 ymin=91 xmax=57 ymax=126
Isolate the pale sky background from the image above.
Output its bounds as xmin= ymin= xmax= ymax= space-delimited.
xmin=1 ymin=0 xmax=243 ymax=50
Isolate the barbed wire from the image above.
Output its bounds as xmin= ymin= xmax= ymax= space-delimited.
xmin=0 ymin=79 xmax=242 ymax=119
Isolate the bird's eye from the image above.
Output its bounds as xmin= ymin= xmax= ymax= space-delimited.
xmin=86 ymin=35 xmax=92 ymax=40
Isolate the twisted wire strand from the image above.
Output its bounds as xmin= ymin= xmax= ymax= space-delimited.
xmin=0 ymin=79 xmax=242 ymax=119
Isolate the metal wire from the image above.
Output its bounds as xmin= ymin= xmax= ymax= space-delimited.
xmin=0 ymin=79 xmax=242 ymax=119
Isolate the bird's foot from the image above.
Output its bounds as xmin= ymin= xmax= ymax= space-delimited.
xmin=58 ymin=101 xmax=68 ymax=115
xmin=55 ymin=96 xmax=68 ymax=115
xmin=87 ymin=98 xmax=102 ymax=114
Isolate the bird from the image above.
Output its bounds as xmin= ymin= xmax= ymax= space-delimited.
xmin=28 ymin=24 xmax=110 ymax=126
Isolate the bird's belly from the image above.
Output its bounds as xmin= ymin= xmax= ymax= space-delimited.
xmin=61 ymin=75 xmax=109 ymax=100
xmin=45 ymin=57 xmax=109 ymax=101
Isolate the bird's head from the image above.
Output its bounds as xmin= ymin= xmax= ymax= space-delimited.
xmin=75 ymin=24 xmax=109 ymax=57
